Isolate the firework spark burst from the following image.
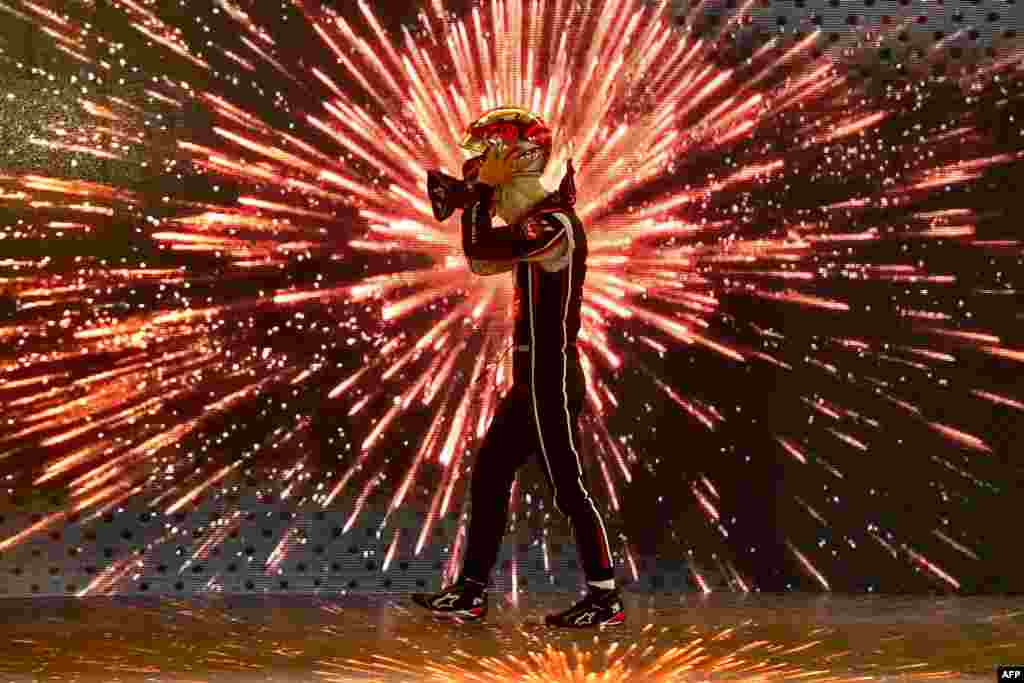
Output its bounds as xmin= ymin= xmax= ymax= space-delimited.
xmin=318 ymin=621 xmax=960 ymax=682
xmin=0 ymin=0 xmax=1022 ymax=596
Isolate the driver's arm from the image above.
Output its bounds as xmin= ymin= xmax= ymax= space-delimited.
xmin=461 ymin=184 xmax=569 ymax=270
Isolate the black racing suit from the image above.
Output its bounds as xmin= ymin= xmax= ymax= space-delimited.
xmin=458 ymin=181 xmax=615 ymax=586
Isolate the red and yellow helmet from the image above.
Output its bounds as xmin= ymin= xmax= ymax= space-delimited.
xmin=459 ymin=106 xmax=552 ymax=175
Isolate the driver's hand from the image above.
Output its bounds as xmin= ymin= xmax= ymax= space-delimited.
xmin=477 ymin=143 xmax=521 ymax=187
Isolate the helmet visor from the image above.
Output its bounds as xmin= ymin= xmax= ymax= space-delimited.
xmin=459 ymin=107 xmax=548 ymax=154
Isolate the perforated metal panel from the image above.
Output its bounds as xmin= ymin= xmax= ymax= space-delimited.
xmin=0 ymin=494 xmax=710 ymax=598
xmin=668 ymin=0 xmax=1024 ymax=79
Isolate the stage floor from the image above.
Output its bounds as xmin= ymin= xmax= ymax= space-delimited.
xmin=1 ymin=592 xmax=1020 ymax=682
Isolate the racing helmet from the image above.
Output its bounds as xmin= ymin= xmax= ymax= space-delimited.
xmin=459 ymin=106 xmax=553 ymax=177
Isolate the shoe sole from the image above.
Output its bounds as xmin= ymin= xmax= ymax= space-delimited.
xmin=425 ymin=609 xmax=486 ymax=625
xmin=545 ymin=612 xmax=626 ymax=628
xmin=412 ymin=596 xmax=486 ymax=622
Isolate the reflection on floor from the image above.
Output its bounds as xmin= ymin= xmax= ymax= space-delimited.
xmin=1 ymin=592 xmax=1020 ymax=681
